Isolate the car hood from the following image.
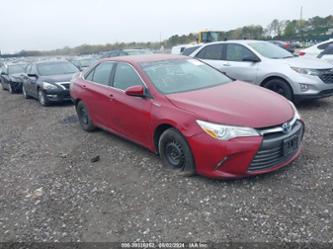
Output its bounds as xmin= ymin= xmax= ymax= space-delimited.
xmin=40 ymin=73 xmax=75 ymax=83
xmin=166 ymin=81 xmax=294 ymax=128
xmin=278 ymin=57 xmax=332 ymax=69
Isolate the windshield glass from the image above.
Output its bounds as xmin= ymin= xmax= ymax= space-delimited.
xmin=248 ymin=41 xmax=293 ymax=59
xmin=8 ymin=64 xmax=26 ymax=74
xmin=141 ymin=59 xmax=232 ymax=94
xmin=37 ymin=62 xmax=79 ymax=76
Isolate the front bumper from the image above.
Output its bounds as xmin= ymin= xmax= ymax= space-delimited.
xmin=187 ymin=120 xmax=304 ymax=179
xmin=44 ymin=89 xmax=72 ymax=103
xmin=295 ymin=88 xmax=333 ymax=102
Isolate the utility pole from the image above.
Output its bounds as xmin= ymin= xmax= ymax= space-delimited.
xmin=300 ymin=6 xmax=304 ymax=42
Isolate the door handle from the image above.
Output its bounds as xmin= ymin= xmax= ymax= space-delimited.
xmin=223 ymin=63 xmax=231 ymax=66
xmin=81 ymin=84 xmax=87 ymax=88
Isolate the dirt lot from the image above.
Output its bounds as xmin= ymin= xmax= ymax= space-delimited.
xmin=0 ymin=89 xmax=332 ymax=243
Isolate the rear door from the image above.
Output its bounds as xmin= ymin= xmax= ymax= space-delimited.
xmin=79 ymin=61 xmax=115 ymax=127
xmin=108 ymin=62 xmax=152 ymax=145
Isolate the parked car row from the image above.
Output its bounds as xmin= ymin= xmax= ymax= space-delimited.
xmin=4 ymin=42 xmax=333 ymax=179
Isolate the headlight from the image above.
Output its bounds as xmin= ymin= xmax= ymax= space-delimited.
xmin=42 ymin=82 xmax=58 ymax=90
xmin=196 ymin=120 xmax=259 ymax=141
xmin=291 ymin=67 xmax=320 ymax=76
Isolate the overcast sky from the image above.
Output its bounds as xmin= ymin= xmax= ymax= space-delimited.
xmin=0 ymin=0 xmax=332 ymax=53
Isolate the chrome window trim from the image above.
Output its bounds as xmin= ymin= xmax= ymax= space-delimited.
xmin=82 ymin=61 xmax=149 ymax=92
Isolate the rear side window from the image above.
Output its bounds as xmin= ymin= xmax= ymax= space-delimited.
xmin=113 ymin=63 xmax=143 ymax=90
xmin=91 ymin=62 xmax=114 ymax=85
xmin=226 ymin=44 xmax=255 ymax=61
xmin=195 ymin=44 xmax=224 ymax=60
xmin=182 ymin=46 xmax=201 ymax=56
xmin=318 ymin=41 xmax=333 ymax=50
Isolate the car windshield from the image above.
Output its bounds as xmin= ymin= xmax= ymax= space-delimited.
xmin=8 ymin=64 xmax=26 ymax=74
xmin=37 ymin=62 xmax=79 ymax=76
xmin=248 ymin=41 xmax=294 ymax=59
xmin=141 ymin=59 xmax=232 ymax=94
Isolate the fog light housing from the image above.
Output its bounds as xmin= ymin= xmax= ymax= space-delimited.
xmin=299 ymin=83 xmax=309 ymax=92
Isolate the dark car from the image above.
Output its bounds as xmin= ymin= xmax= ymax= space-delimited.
xmin=70 ymin=57 xmax=97 ymax=71
xmin=0 ymin=63 xmax=27 ymax=93
xmin=269 ymin=40 xmax=295 ymax=53
xmin=22 ymin=60 xmax=79 ymax=106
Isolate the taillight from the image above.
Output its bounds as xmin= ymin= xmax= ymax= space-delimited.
xmin=284 ymin=44 xmax=290 ymax=48
xmin=298 ymin=51 xmax=305 ymax=56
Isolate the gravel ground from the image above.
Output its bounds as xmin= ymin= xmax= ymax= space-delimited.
xmin=0 ymin=89 xmax=332 ymax=243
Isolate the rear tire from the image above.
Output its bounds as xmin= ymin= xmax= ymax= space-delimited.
xmin=263 ymin=78 xmax=293 ymax=101
xmin=76 ymin=101 xmax=96 ymax=132
xmin=158 ymin=128 xmax=195 ymax=176
xmin=1 ymin=82 xmax=6 ymax=91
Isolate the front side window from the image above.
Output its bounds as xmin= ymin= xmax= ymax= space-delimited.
xmin=141 ymin=59 xmax=232 ymax=94
xmin=37 ymin=62 xmax=79 ymax=76
xmin=226 ymin=44 xmax=256 ymax=62
xmin=113 ymin=63 xmax=143 ymax=90
xmin=196 ymin=44 xmax=223 ymax=60
xmin=92 ymin=62 xmax=114 ymax=85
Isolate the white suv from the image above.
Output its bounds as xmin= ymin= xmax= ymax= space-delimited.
xmin=188 ymin=40 xmax=333 ymax=102
xmin=298 ymin=39 xmax=333 ymax=58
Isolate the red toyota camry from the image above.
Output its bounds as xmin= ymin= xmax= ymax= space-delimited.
xmin=70 ymin=54 xmax=304 ymax=179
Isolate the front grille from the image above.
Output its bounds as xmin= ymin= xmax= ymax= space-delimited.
xmin=319 ymin=73 xmax=333 ymax=84
xmin=248 ymin=121 xmax=304 ymax=172
xmin=60 ymin=83 xmax=70 ymax=89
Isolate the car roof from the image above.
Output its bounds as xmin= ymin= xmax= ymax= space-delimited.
xmin=101 ymin=54 xmax=188 ymax=64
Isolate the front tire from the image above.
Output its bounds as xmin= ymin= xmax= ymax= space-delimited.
xmin=38 ymin=89 xmax=49 ymax=106
xmin=22 ymin=85 xmax=30 ymax=99
xmin=76 ymin=101 xmax=96 ymax=132
xmin=263 ymin=78 xmax=293 ymax=101
xmin=8 ymin=83 xmax=14 ymax=94
xmin=158 ymin=128 xmax=195 ymax=176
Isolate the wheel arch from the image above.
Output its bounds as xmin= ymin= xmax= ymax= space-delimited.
xmin=153 ymin=123 xmax=176 ymax=153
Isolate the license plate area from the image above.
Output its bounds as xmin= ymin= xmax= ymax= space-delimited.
xmin=283 ymin=135 xmax=299 ymax=156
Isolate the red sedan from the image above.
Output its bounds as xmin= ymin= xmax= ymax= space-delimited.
xmin=70 ymin=54 xmax=304 ymax=179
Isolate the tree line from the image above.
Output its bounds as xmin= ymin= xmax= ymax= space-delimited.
xmin=2 ymin=15 xmax=333 ymax=57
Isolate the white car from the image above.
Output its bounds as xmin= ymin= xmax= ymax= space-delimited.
xmin=188 ymin=40 xmax=333 ymax=102
xmin=298 ymin=39 xmax=333 ymax=58
xmin=318 ymin=44 xmax=333 ymax=65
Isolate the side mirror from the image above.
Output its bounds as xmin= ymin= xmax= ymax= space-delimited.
xmin=242 ymin=56 xmax=260 ymax=63
xmin=125 ymin=85 xmax=145 ymax=97
xmin=27 ymin=73 xmax=38 ymax=78
xmin=1 ymin=71 xmax=8 ymax=75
